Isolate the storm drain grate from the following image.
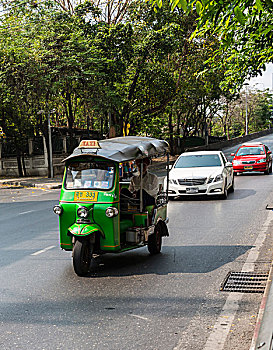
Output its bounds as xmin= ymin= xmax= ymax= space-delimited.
xmin=220 ymin=271 xmax=269 ymax=293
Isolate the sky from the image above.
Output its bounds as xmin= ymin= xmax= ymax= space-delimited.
xmin=246 ymin=63 xmax=273 ymax=90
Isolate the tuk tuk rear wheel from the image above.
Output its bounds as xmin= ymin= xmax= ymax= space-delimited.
xmin=73 ymin=238 xmax=93 ymax=276
xmin=148 ymin=223 xmax=162 ymax=255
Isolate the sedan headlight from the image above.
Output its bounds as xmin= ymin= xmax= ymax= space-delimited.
xmin=77 ymin=206 xmax=89 ymax=218
xmin=257 ymin=158 xmax=266 ymax=164
xmin=207 ymin=177 xmax=213 ymax=184
xmin=53 ymin=205 xmax=63 ymax=215
xmin=214 ymin=174 xmax=223 ymax=182
xmin=105 ymin=207 xmax=119 ymax=218
xmin=233 ymin=160 xmax=241 ymax=165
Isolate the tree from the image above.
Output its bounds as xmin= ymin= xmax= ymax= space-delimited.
xmin=211 ymin=88 xmax=273 ymax=138
xmin=150 ymin=0 xmax=273 ymax=90
xmin=51 ymin=0 xmax=133 ymax=24
xmin=0 ymin=0 xmax=244 ymax=176
xmin=120 ymin=1 xmax=231 ymax=154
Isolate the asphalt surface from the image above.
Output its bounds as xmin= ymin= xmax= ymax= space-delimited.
xmin=1 ymin=134 xmax=273 ymax=350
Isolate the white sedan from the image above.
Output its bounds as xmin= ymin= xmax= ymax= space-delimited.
xmin=166 ymin=151 xmax=234 ymax=199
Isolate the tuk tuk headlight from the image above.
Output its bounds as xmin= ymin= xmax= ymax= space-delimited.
xmin=77 ymin=206 xmax=89 ymax=219
xmin=105 ymin=207 xmax=119 ymax=218
xmin=53 ymin=205 xmax=63 ymax=215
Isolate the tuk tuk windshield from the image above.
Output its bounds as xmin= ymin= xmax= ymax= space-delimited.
xmin=65 ymin=161 xmax=115 ymax=190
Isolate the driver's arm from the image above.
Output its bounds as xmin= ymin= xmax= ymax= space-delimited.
xmin=148 ymin=174 xmax=159 ymax=198
xmin=128 ymin=177 xmax=136 ymax=193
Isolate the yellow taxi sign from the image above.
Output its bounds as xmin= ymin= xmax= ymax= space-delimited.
xmin=79 ymin=140 xmax=100 ymax=149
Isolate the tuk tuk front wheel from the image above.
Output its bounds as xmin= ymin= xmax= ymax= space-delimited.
xmin=73 ymin=238 xmax=93 ymax=276
xmin=148 ymin=223 xmax=162 ymax=255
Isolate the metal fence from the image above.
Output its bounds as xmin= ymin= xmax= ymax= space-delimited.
xmin=32 ymin=136 xmax=44 ymax=156
xmin=1 ymin=138 xmax=29 ymax=157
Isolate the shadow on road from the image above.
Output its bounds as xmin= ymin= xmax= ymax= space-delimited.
xmin=83 ymin=244 xmax=253 ymax=278
xmin=235 ymin=172 xmax=272 ymax=176
xmin=169 ymin=188 xmax=256 ymax=201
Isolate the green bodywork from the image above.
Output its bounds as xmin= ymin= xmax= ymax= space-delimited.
xmin=57 ymin=157 xmax=167 ymax=253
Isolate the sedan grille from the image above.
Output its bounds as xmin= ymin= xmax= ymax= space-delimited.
xmin=178 ymin=178 xmax=207 ymax=186
xmin=242 ymin=161 xmax=255 ymax=164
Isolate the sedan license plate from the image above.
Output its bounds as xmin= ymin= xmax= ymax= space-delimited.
xmin=244 ymin=166 xmax=253 ymax=170
xmin=74 ymin=191 xmax=98 ymax=202
xmin=186 ymin=187 xmax=199 ymax=194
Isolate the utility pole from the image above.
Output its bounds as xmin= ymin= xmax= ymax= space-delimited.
xmin=271 ymin=73 xmax=273 ymax=128
xmin=48 ymin=111 xmax=54 ymax=178
xmin=38 ymin=109 xmax=55 ymax=178
xmin=243 ymin=83 xmax=249 ymax=135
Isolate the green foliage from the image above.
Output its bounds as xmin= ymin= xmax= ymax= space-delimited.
xmin=150 ymin=0 xmax=273 ymax=91
xmin=211 ymin=89 xmax=273 ymax=139
xmin=0 ymin=0 xmax=262 ymax=160
xmin=233 ymin=6 xmax=246 ymax=25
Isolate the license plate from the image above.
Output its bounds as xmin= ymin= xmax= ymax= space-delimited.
xmin=186 ymin=187 xmax=199 ymax=194
xmin=244 ymin=166 xmax=253 ymax=170
xmin=74 ymin=191 xmax=98 ymax=202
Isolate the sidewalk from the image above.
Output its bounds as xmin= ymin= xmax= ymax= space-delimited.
xmin=0 ymin=176 xmax=63 ymax=189
xmin=251 ymin=261 xmax=273 ymax=350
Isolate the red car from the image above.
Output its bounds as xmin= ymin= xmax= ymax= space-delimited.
xmin=231 ymin=142 xmax=272 ymax=175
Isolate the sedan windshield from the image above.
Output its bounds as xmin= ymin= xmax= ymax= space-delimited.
xmin=65 ymin=161 xmax=115 ymax=190
xmin=236 ymin=147 xmax=264 ymax=156
xmin=175 ymin=154 xmax=222 ymax=168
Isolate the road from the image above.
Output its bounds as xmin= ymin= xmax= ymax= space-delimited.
xmin=1 ymin=134 xmax=273 ymax=350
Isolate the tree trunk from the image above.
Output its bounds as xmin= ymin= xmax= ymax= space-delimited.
xmin=101 ymin=116 xmax=104 ymax=137
xmin=13 ymin=136 xmax=25 ymax=177
xmin=227 ymin=124 xmax=230 ymax=140
xmin=15 ymin=147 xmax=23 ymax=177
xmin=66 ymin=91 xmax=74 ymax=130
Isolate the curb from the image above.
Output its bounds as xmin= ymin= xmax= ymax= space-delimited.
xmin=249 ymin=262 xmax=273 ymax=350
xmin=0 ymin=180 xmax=62 ymax=189
xmin=33 ymin=183 xmax=62 ymax=189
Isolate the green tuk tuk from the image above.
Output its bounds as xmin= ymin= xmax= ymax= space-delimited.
xmin=53 ymin=136 xmax=170 ymax=276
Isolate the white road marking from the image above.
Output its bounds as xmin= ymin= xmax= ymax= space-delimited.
xmin=18 ymin=210 xmax=35 ymax=215
xmin=129 ymin=314 xmax=150 ymax=321
xmin=31 ymin=245 xmax=55 ymax=256
xmin=200 ymin=211 xmax=273 ymax=350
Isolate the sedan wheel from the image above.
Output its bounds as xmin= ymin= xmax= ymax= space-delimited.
xmin=220 ymin=183 xmax=228 ymax=200
xmin=229 ymin=177 xmax=235 ymax=193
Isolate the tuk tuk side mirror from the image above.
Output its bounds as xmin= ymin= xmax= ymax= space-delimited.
xmin=267 ymin=151 xmax=272 ymax=155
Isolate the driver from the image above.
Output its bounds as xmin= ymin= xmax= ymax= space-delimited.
xmin=122 ymin=157 xmax=158 ymax=207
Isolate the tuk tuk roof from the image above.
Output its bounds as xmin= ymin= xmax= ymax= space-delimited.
xmin=63 ymin=136 xmax=169 ymax=163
